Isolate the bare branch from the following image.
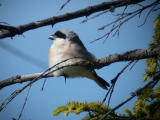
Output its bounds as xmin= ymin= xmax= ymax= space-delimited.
xmin=80 ymin=10 xmax=108 ymax=23
xmin=104 ymin=61 xmax=133 ymax=106
xmin=0 ymin=73 xmax=51 ymax=90
xmin=41 ymin=79 xmax=47 ymax=91
xmin=17 ymin=86 xmax=31 ymax=120
xmin=138 ymin=2 xmax=158 ymax=27
xmin=129 ymin=60 xmax=139 ymax=70
xmin=100 ymin=72 xmax=160 ymax=120
xmin=94 ymin=0 xmax=159 ymax=42
xmin=59 ymin=0 xmax=71 ymax=11
xmin=0 ymin=47 xmax=159 ymax=89
xmin=0 ymin=0 xmax=144 ymax=39
xmin=94 ymin=47 xmax=160 ymax=69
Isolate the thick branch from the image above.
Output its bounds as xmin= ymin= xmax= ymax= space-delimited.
xmin=0 ymin=47 xmax=159 ymax=89
xmin=95 ymin=47 xmax=160 ymax=69
xmin=0 ymin=73 xmax=53 ymax=89
xmin=0 ymin=0 xmax=144 ymax=39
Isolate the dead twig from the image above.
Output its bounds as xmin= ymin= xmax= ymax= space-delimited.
xmin=41 ymin=79 xmax=47 ymax=91
xmin=59 ymin=0 xmax=71 ymax=11
xmin=92 ymin=0 xmax=159 ymax=42
xmin=138 ymin=2 xmax=158 ymax=27
xmin=129 ymin=60 xmax=139 ymax=70
xmin=100 ymin=72 xmax=160 ymax=120
xmin=102 ymin=61 xmax=133 ymax=106
xmin=17 ymin=85 xmax=31 ymax=120
xmin=80 ymin=10 xmax=108 ymax=23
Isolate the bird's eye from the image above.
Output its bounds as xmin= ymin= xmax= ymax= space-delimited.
xmin=54 ymin=31 xmax=66 ymax=39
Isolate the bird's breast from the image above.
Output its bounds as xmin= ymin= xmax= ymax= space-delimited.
xmin=48 ymin=39 xmax=94 ymax=77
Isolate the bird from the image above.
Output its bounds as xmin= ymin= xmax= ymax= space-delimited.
xmin=48 ymin=29 xmax=110 ymax=89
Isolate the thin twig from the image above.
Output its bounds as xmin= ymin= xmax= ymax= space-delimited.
xmin=92 ymin=11 xmax=139 ymax=43
xmin=107 ymin=84 xmax=115 ymax=107
xmin=112 ymin=5 xmax=128 ymax=38
xmin=100 ymin=73 xmax=160 ymax=120
xmin=17 ymin=85 xmax=32 ymax=120
xmin=59 ymin=0 xmax=71 ymax=10
xmin=138 ymin=2 xmax=158 ymax=27
xmin=101 ymin=95 xmax=135 ymax=120
xmin=102 ymin=85 xmax=113 ymax=104
xmin=129 ymin=60 xmax=138 ymax=70
xmin=41 ymin=79 xmax=47 ymax=91
xmin=102 ymin=61 xmax=133 ymax=106
xmin=93 ymin=1 xmax=159 ymax=42
xmin=80 ymin=10 xmax=108 ymax=23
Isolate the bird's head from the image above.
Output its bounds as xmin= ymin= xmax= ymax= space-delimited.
xmin=49 ymin=29 xmax=78 ymax=40
xmin=49 ymin=29 xmax=86 ymax=49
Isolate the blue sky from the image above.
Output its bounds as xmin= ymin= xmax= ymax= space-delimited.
xmin=0 ymin=0 xmax=158 ymax=120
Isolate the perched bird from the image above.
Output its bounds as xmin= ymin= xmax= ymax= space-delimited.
xmin=48 ymin=29 xmax=110 ymax=89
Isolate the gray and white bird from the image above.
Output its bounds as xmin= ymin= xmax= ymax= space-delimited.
xmin=48 ymin=29 xmax=110 ymax=89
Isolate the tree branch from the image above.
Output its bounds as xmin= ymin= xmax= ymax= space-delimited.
xmin=100 ymin=72 xmax=160 ymax=120
xmin=0 ymin=47 xmax=159 ymax=89
xmin=59 ymin=0 xmax=71 ymax=11
xmin=93 ymin=0 xmax=159 ymax=42
xmin=0 ymin=0 xmax=144 ymax=39
xmin=0 ymin=73 xmax=53 ymax=89
xmin=94 ymin=47 xmax=160 ymax=69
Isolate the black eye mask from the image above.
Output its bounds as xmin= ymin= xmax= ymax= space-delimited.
xmin=54 ymin=31 xmax=66 ymax=39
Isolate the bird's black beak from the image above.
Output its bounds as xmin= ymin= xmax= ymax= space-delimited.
xmin=48 ymin=35 xmax=57 ymax=40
